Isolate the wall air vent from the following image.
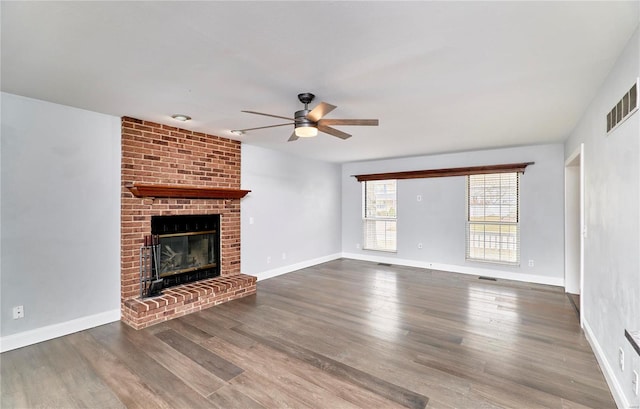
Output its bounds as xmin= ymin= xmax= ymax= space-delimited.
xmin=607 ymin=79 xmax=638 ymax=133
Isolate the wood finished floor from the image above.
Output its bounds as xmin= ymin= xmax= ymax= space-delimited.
xmin=568 ymin=293 xmax=580 ymax=318
xmin=1 ymin=259 xmax=614 ymax=409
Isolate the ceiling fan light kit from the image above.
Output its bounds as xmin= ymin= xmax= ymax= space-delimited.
xmin=237 ymin=92 xmax=378 ymax=142
xmin=294 ymin=123 xmax=318 ymax=138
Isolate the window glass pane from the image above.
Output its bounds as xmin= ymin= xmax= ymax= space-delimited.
xmin=466 ymin=173 xmax=519 ymax=264
xmin=364 ymin=220 xmax=397 ymax=252
xmin=365 ymin=180 xmax=397 ymax=218
xmin=363 ymin=180 xmax=397 ymax=252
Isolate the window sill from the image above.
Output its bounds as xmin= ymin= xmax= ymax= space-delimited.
xmin=363 ymin=248 xmax=397 ymax=254
xmin=465 ymin=258 xmax=520 ymax=267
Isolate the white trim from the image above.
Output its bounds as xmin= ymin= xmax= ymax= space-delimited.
xmin=254 ymin=253 xmax=342 ymax=281
xmin=254 ymin=252 xmax=564 ymax=286
xmin=583 ymin=319 xmax=631 ymax=409
xmin=0 ymin=309 xmax=120 ymax=353
xmin=563 ymin=164 xmax=579 ymax=293
xmin=564 ymin=143 xmax=585 ymax=326
xmin=341 ymin=252 xmax=564 ymax=287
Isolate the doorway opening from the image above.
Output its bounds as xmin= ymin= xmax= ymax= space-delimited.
xmin=564 ymin=144 xmax=584 ymax=326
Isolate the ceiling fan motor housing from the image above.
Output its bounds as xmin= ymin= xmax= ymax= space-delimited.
xmin=295 ymin=109 xmax=315 ymax=128
xmin=294 ymin=108 xmax=317 ymax=137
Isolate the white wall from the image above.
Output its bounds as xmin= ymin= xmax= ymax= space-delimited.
xmin=565 ymin=26 xmax=640 ymax=409
xmin=241 ymin=144 xmax=342 ymax=280
xmin=342 ymin=144 xmax=565 ymax=286
xmin=1 ymin=93 xmax=121 ymax=352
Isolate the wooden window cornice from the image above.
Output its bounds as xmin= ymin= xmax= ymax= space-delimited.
xmin=353 ymin=162 xmax=534 ymax=182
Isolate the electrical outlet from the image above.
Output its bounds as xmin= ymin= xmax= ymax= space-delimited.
xmin=12 ymin=305 xmax=24 ymax=319
xmin=632 ymin=370 xmax=638 ymax=395
xmin=619 ymin=347 xmax=624 ymax=371
xmin=249 ymin=216 xmax=254 ymax=225
xmin=267 ymin=256 xmax=271 ymax=264
xmin=417 ymin=194 xmax=422 ymax=202
xmin=356 ymin=243 xmax=360 ymax=249
xmin=282 ymin=253 xmax=286 ymax=260
xmin=528 ymin=260 xmax=534 ymax=267
xmin=418 ymin=243 xmax=423 ymax=249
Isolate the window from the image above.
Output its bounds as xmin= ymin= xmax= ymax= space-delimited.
xmin=363 ymin=180 xmax=397 ymax=252
xmin=466 ymin=173 xmax=519 ymax=264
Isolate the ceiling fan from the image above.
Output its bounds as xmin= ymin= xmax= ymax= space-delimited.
xmin=233 ymin=93 xmax=379 ymax=141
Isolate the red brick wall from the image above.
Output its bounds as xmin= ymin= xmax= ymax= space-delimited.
xmin=121 ymin=116 xmax=242 ymax=304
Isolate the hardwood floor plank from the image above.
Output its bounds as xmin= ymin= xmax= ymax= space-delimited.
xmin=201 ymin=333 xmax=408 ymax=409
xmin=203 ymin=341 xmax=366 ymax=409
xmin=181 ymin=311 xmax=258 ymax=349
xmin=0 ymin=349 xmax=31 ymax=408
xmin=206 ymin=384 xmax=267 ymax=409
xmin=155 ymin=328 xmax=244 ymax=381
xmin=160 ymin=316 xmax=216 ymax=343
xmin=1 ymin=338 xmax=125 ymax=409
xmin=88 ymin=323 xmax=217 ymax=408
xmin=561 ymin=398 xmax=596 ymax=409
xmin=41 ymin=336 xmax=127 ymax=408
xmin=66 ymin=331 xmax=173 ymax=409
xmin=1 ymin=259 xmax=615 ymax=409
xmin=483 ymin=359 xmax=614 ymax=408
xmin=216 ymin=302 xmax=475 ymax=398
xmin=414 ymin=352 xmax=564 ymax=409
xmin=231 ymin=326 xmax=430 ymax=409
xmin=119 ymin=323 xmax=228 ymax=396
xmin=230 ymin=371 xmax=319 ymax=409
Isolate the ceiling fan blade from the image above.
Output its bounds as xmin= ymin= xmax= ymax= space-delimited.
xmin=288 ymin=131 xmax=299 ymax=142
xmin=241 ymin=110 xmax=295 ymax=121
xmin=235 ymin=123 xmax=293 ymax=132
xmin=318 ymin=124 xmax=351 ymax=140
xmin=318 ymin=119 xmax=379 ymax=126
xmin=306 ymin=102 xmax=337 ymax=122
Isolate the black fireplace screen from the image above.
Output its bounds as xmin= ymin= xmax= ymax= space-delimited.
xmin=147 ymin=214 xmax=221 ymax=292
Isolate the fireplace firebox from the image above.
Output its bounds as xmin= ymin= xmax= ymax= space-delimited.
xmin=141 ymin=214 xmax=221 ymax=297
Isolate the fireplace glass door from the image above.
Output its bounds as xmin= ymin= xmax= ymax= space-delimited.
xmin=158 ymin=231 xmax=217 ymax=277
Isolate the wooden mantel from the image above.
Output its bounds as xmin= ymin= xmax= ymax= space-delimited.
xmin=126 ymin=183 xmax=251 ymax=200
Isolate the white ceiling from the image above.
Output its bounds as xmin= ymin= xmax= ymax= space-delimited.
xmin=2 ymin=1 xmax=638 ymax=163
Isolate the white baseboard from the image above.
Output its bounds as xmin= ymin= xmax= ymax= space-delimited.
xmin=341 ymin=252 xmax=564 ymax=287
xmin=255 ymin=252 xmax=564 ymax=287
xmin=0 ymin=309 xmax=120 ymax=353
xmin=583 ymin=319 xmax=631 ymax=409
xmin=254 ymin=253 xmax=342 ymax=281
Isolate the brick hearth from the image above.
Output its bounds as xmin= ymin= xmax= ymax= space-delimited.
xmin=120 ymin=116 xmax=255 ymax=329
xmin=122 ymin=274 xmax=256 ymax=329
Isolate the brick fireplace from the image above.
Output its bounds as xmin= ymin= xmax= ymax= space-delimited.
xmin=120 ymin=117 xmax=256 ymax=329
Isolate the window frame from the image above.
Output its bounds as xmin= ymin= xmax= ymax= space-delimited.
xmin=362 ymin=179 xmax=397 ymax=253
xmin=466 ymin=172 xmax=520 ymax=265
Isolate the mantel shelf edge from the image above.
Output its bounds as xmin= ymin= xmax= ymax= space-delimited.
xmin=126 ymin=183 xmax=251 ymax=200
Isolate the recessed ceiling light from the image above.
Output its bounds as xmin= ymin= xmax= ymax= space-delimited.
xmin=171 ymin=114 xmax=191 ymax=122
xmin=230 ymin=130 xmax=245 ymax=136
